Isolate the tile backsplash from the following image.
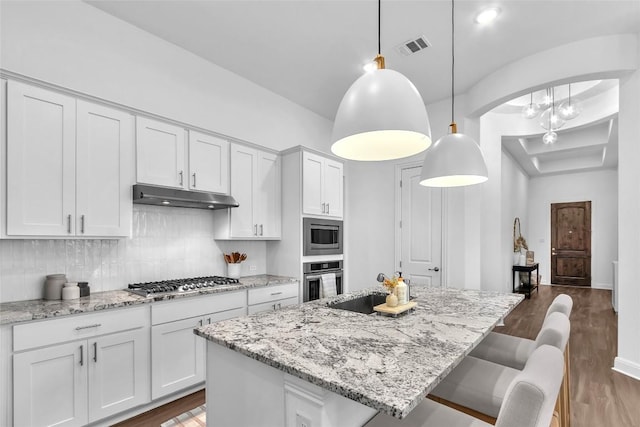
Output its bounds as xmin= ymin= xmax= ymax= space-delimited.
xmin=0 ymin=205 xmax=267 ymax=302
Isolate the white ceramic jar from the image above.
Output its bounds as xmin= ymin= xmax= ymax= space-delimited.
xmin=62 ymin=282 xmax=80 ymax=300
xmin=44 ymin=274 xmax=67 ymax=300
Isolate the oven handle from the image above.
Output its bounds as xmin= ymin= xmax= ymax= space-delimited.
xmin=305 ymin=272 xmax=343 ymax=281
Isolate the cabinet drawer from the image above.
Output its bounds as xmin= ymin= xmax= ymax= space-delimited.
xmin=152 ymin=291 xmax=246 ymax=325
xmin=247 ymin=296 xmax=299 ymax=315
xmin=247 ymin=283 xmax=298 ymax=306
xmin=13 ymin=306 xmax=149 ymax=352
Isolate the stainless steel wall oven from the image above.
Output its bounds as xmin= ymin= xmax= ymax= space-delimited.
xmin=303 ymin=260 xmax=343 ymax=302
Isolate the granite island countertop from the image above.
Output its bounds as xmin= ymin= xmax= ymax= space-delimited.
xmin=195 ymin=286 xmax=524 ymax=419
xmin=0 ymin=274 xmax=297 ymax=325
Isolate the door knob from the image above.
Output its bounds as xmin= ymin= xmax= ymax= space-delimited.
xmin=429 ymin=267 xmax=440 ymax=272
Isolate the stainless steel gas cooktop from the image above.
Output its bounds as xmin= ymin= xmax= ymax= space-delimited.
xmin=127 ymin=276 xmax=240 ymax=296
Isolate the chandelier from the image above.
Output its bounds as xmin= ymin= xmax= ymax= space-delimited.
xmin=521 ymin=84 xmax=582 ymax=144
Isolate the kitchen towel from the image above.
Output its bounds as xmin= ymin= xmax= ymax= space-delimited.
xmin=320 ymin=273 xmax=337 ymax=298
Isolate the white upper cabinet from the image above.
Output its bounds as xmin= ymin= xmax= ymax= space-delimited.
xmin=76 ymin=101 xmax=134 ymax=236
xmin=214 ymin=143 xmax=281 ymax=239
xmin=302 ymin=151 xmax=343 ymax=218
xmin=188 ymin=131 xmax=229 ymax=194
xmin=7 ymin=81 xmax=76 ymax=236
xmin=136 ymin=117 xmax=185 ymax=189
xmin=6 ymin=81 xmax=133 ymax=237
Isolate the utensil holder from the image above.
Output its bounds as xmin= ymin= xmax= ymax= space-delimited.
xmin=227 ymin=263 xmax=242 ymax=279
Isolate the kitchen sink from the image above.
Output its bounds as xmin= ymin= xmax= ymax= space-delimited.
xmin=329 ymin=293 xmax=387 ymax=314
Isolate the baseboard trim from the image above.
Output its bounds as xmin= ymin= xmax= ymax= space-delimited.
xmin=592 ymin=282 xmax=613 ymax=290
xmin=613 ymin=357 xmax=640 ymax=382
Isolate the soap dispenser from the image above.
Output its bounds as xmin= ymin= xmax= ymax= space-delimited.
xmin=396 ymin=272 xmax=408 ymax=305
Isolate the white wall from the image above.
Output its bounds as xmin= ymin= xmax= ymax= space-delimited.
xmin=615 ymin=40 xmax=640 ymax=380
xmin=0 ymin=205 xmax=267 ymax=302
xmin=0 ymin=0 xmax=333 ymax=153
xmin=528 ymin=169 xmax=618 ymax=289
xmin=501 ymin=150 xmax=530 ymax=290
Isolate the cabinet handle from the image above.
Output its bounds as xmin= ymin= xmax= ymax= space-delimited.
xmin=192 ymin=172 xmax=197 ymax=188
xmin=67 ymin=214 xmax=72 ymax=234
xmin=80 ymin=215 xmax=85 ymax=234
xmin=254 ymin=224 xmax=258 ymax=236
xmin=93 ymin=342 xmax=97 ymax=363
xmin=326 ymin=203 xmax=330 ymax=214
xmin=179 ymin=170 xmax=184 ymax=185
xmin=270 ymin=292 xmax=283 ymax=296
xmin=199 ymin=319 xmax=203 ymax=327
xmin=75 ymin=323 xmax=102 ymax=331
xmin=260 ymin=224 xmax=263 ymax=236
xmin=79 ymin=345 xmax=84 ymax=366
xmin=207 ymin=317 xmax=212 ymax=324
xmin=272 ymin=304 xmax=276 ymax=311
xmin=277 ymin=303 xmax=282 ymax=309
xmin=321 ymin=203 xmax=326 ymax=213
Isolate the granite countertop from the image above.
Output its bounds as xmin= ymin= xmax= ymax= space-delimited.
xmin=195 ymin=286 xmax=524 ymax=419
xmin=0 ymin=274 xmax=297 ymax=325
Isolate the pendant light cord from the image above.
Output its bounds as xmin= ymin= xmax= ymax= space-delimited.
xmin=450 ymin=0 xmax=455 ymax=127
xmin=378 ymin=0 xmax=381 ymax=55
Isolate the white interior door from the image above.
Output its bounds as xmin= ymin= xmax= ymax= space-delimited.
xmin=399 ymin=166 xmax=442 ymax=287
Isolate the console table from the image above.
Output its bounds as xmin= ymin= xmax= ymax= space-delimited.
xmin=512 ymin=263 xmax=539 ymax=299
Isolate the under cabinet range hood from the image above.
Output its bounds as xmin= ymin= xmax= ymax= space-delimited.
xmin=132 ymin=184 xmax=239 ymax=210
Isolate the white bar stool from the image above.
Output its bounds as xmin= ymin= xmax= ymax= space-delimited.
xmin=365 ymin=345 xmax=564 ymax=427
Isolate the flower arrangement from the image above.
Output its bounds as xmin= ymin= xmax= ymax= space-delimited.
xmin=513 ymin=217 xmax=529 ymax=253
xmin=382 ymin=275 xmax=399 ymax=293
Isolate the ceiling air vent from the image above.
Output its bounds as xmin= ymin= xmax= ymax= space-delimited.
xmin=395 ymin=35 xmax=431 ymax=56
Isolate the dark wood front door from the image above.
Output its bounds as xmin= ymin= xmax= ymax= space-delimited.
xmin=551 ymin=201 xmax=591 ymax=286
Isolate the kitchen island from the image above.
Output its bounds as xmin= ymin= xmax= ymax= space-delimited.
xmin=195 ymin=286 xmax=523 ymax=426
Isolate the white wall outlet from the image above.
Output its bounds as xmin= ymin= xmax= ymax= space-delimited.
xmin=296 ymin=414 xmax=312 ymax=427
xmin=250 ymin=265 xmax=257 ymax=271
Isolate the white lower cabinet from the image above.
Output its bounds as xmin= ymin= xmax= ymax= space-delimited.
xmin=13 ymin=307 xmax=150 ymax=427
xmin=247 ymin=282 xmax=299 ymax=315
xmin=150 ymin=291 xmax=246 ymax=399
xmin=13 ymin=328 xmax=149 ymax=427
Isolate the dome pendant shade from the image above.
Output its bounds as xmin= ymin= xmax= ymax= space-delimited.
xmin=420 ymin=132 xmax=488 ymax=187
xmin=331 ymin=69 xmax=432 ymax=161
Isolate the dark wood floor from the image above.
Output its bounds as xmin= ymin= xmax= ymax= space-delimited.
xmin=114 ymin=389 xmax=205 ymax=427
xmin=494 ymin=285 xmax=640 ymax=427
xmin=117 ymin=285 xmax=640 ymax=427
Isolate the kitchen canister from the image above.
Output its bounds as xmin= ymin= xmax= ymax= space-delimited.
xmin=227 ymin=263 xmax=241 ymax=279
xmin=78 ymin=282 xmax=90 ymax=297
xmin=62 ymin=282 xmax=80 ymax=300
xmin=44 ymin=274 xmax=67 ymax=300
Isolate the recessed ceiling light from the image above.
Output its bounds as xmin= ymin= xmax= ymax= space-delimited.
xmin=475 ymin=7 xmax=500 ymax=24
xmin=161 ymin=200 xmax=170 ymax=205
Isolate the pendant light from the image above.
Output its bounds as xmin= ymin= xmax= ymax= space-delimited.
xmin=542 ymin=90 xmax=558 ymax=144
xmin=522 ymin=92 xmax=540 ymax=119
xmin=558 ymin=84 xmax=582 ymax=120
xmin=419 ymin=0 xmax=488 ymax=187
xmin=331 ymin=0 xmax=431 ymax=161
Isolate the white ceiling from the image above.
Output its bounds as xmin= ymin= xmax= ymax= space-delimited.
xmin=87 ymin=0 xmax=640 ymax=120
xmin=86 ymin=0 xmax=637 ymax=176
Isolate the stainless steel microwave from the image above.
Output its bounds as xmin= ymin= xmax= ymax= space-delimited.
xmin=303 ymin=218 xmax=343 ymax=256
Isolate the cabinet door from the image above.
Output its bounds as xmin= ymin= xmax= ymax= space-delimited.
xmin=323 ymin=159 xmax=343 ymax=218
xmin=151 ymin=316 xmax=205 ymax=399
xmin=302 ymin=151 xmax=324 ymax=216
xmin=257 ymin=152 xmax=281 ymax=238
xmin=76 ymin=101 xmax=133 ymax=237
xmin=7 ymin=81 xmax=76 ymax=236
xmin=188 ymin=131 xmax=229 ymax=194
xmin=14 ymin=341 xmax=88 ymax=427
xmin=230 ymin=144 xmax=257 ymax=237
xmin=88 ymin=328 xmax=150 ymax=422
xmin=136 ymin=117 xmax=185 ymax=189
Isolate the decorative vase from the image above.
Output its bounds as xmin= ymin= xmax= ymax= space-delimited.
xmin=227 ymin=263 xmax=242 ymax=279
xmin=519 ymin=254 xmax=527 ymax=266
xmin=386 ymin=292 xmax=398 ymax=307
xmin=513 ymin=251 xmax=521 ymax=265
